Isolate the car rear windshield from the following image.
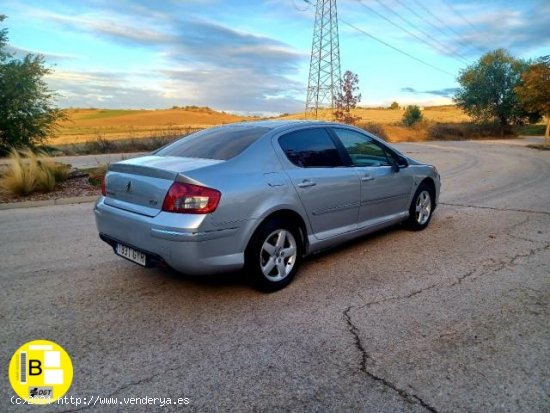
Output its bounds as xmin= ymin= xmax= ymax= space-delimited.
xmin=154 ymin=126 xmax=269 ymax=160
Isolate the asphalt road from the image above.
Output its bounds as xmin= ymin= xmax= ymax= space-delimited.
xmin=1 ymin=139 xmax=549 ymax=412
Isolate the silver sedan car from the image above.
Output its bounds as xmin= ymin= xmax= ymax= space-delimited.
xmin=95 ymin=120 xmax=440 ymax=291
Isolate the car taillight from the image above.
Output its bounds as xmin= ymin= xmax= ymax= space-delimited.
xmin=162 ymin=182 xmax=221 ymax=214
xmin=101 ymin=176 xmax=107 ymax=196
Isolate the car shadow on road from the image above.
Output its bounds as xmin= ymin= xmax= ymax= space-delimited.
xmin=142 ymin=222 xmax=411 ymax=294
xmin=156 ymin=265 xmax=251 ymax=290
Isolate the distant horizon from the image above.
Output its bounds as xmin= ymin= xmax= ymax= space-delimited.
xmin=61 ymin=102 xmax=460 ymax=116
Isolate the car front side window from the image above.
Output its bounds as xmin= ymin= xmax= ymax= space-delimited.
xmin=332 ymin=128 xmax=391 ymax=167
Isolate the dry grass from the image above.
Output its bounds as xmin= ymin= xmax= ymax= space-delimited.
xmin=45 ymin=104 xmax=532 ymax=151
xmin=279 ymin=105 xmax=474 ymax=143
xmin=55 ymin=107 xmax=254 ymax=144
xmin=0 ymin=149 xmax=70 ymax=196
xmin=54 ymin=105 xmax=470 ymax=146
xmin=279 ymin=105 xmax=472 ymax=124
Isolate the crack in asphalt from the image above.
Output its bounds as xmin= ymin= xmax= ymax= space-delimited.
xmin=510 ymin=242 xmax=550 ymax=265
xmin=343 ymin=306 xmax=369 ymax=373
xmin=506 ymin=233 xmax=539 ymax=243
xmin=439 ymin=202 xmax=550 ymax=216
xmin=354 ymin=239 xmax=550 ymax=312
xmin=343 ymin=307 xmax=439 ymax=413
xmin=341 ymin=234 xmax=550 ymax=413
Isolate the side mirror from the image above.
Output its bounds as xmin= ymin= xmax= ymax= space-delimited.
xmin=388 ymin=156 xmax=400 ymax=173
xmin=397 ymin=156 xmax=408 ymax=169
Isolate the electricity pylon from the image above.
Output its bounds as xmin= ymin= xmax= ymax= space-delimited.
xmin=305 ymin=0 xmax=342 ymax=118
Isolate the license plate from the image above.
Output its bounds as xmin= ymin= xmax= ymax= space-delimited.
xmin=116 ymin=243 xmax=147 ymax=266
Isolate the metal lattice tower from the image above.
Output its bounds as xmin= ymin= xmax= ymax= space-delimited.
xmin=305 ymin=0 xmax=342 ymax=118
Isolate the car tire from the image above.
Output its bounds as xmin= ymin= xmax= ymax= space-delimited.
xmin=245 ymin=218 xmax=302 ymax=292
xmin=406 ymin=183 xmax=434 ymax=231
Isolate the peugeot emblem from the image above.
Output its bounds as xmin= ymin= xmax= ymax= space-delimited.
xmin=126 ymin=181 xmax=132 ymax=193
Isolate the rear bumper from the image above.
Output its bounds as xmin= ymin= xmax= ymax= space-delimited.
xmin=94 ymin=198 xmax=247 ymax=275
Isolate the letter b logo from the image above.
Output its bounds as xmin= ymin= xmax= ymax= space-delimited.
xmin=29 ymin=360 xmax=42 ymax=376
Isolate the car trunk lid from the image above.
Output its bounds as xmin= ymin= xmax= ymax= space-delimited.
xmin=104 ymin=156 xmax=223 ymax=217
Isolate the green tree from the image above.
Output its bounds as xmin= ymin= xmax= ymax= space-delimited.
xmin=454 ymin=49 xmax=528 ymax=130
xmin=402 ymin=105 xmax=423 ymax=126
xmin=333 ymin=70 xmax=361 ymax=124
xmin=515 ymin=56 xmax=550 ymax=146
xmin=389 ymin=101 xmax=399 ymax=110
xmin=0 ymin=15 xmax=65 ymax=155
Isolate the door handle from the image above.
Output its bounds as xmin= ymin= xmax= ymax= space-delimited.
xmin=361 ymin=175 xmax=375 ymax=182
xmin=297 ymin=180 xmax=317 ymax=188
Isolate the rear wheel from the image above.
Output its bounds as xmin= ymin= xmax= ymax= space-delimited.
xmin=407 ymin=184 xmax=434 ymax=231
xmin=245 ymin=219 xmax=301 ymax=292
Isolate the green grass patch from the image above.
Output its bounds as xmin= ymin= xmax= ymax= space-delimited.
xmin=517 ymin=124 xmax=546 ymax=136
xmin=79 ymin=109 xmax=142 ymax=121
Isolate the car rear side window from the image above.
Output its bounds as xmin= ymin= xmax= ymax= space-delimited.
xmin=155 ymin=126 xmax=269 ymax=160
xmin=279 ymin=128 xmax=344 ymax=168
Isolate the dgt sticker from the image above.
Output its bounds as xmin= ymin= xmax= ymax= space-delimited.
xmin=8 ymin=339 xmax=73 ymax=404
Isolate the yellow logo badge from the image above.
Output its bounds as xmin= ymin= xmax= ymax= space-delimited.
xmin=8 ymin=339 xmax=73 ymax=404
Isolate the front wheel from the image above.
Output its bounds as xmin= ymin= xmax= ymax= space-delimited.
xmin=406 ymin=184 xmax=434 ymax=231
xmin=245 ymin=219 xmax=301 ymax=292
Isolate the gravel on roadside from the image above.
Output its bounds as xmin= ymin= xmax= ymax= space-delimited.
xmin=0 ymin=176 xmax=100 ymax=205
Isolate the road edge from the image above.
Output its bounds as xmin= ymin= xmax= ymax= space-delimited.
xmin=0 ymin=196 xmax=98 ymax=211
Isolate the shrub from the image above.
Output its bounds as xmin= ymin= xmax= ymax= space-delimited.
xmin=84 ymin=134 xmax=116 ymax=154
xmin=41 ymin=158 xmax=70 ymax=183
xmin=361 ymin=123 xmax=389 ymax=140
xmin=402 ymin=105 xmax=423 ymax=126
xmin=62 ymin=127 xmax=200 ymax=156
xmin=428 ymin=122 xmax=516 ymax=140
xmin=389 ymin=101 xmax=399 ymax=110
xmin=86 ymin=164 xmax=109 ymax=187
xmin=0 ymin=149 xmax=68 ymax=196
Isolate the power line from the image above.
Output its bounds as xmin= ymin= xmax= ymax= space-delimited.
xmin=302 ymin=0 xmax=456 ymax=77
xmin=370 ymin=0 xmax=469 ymax=62
xmin=441 ymin=0 xmax=482 ymax=34
xmin=395 ymin=0 xmax=477 ymax=55
xmin=356 ymin=0 xmax=470 ymax=64
xmin=410 ymin=0 xmax=485 ymax=54
xmin=393 ymin=0 xmax=479 ymax=59
xmin=340 ymin=19 xmax=456 ymax=77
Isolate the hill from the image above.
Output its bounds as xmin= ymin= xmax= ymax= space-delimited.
xmin=52 ymin=105 xmax=472 ymax=146
xmin=54 ymin=107 xmax=255 ymax=145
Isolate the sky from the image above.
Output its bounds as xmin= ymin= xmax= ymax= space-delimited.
xmin=2 ymin=0 xmax=549 ymax=115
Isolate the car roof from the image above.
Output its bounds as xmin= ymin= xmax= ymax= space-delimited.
xmin=218 ymin=119 xmax=340 ymax=131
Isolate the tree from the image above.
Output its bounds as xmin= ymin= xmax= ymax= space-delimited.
xmin=402 ymin=105 xmax=423 ymax=126
xmin=515 ymin=56 xmax=550 ymax=146
xmin=333 ymin=70 xmax=361 ymax=124
xmin=389 ymin=101 xmax=399 ymax=110
xmin=454 ymin=49 xmax=528 ymax=130
xmin=0 ymin=15 xmax=65 ymax=155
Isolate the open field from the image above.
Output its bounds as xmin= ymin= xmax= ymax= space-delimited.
xmin=53 ymin=105 xmax=472 ymax=146
xmin=54 ymin=107 xmax=254 ymax=145
xmin=280 ymin=105 xmax=472 ymax=124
